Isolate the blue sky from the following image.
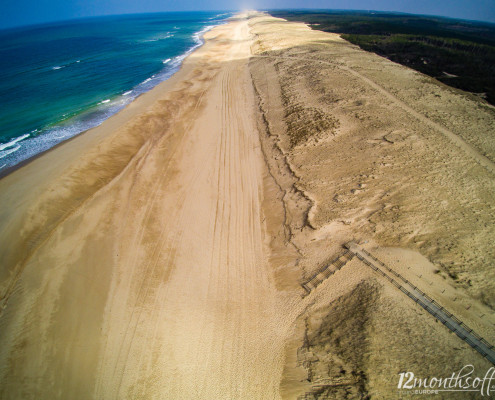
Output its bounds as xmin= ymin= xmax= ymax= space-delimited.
xmin=1 ymin=0 xmax=494 ymax=29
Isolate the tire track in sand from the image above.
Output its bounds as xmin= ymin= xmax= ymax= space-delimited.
xmin=94 ymin=18 xmax=288 ymax=399
xmin=94 ymin=86 xmax=212 ymax=399
xmin=140 ymin=21 xmax=286 ymax=399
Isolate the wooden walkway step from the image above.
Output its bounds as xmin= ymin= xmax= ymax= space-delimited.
xmin=302 ymin=250 xmax=354 ymax=294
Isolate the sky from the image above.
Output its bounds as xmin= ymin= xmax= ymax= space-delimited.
xmin=1 ymin=0 xmax=494 ymax=29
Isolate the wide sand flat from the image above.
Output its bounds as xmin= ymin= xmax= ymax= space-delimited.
xmin=0 ymin=15 xmax=295 ymax=399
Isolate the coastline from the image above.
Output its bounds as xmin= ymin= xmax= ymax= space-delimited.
xmin=1 ymin=10 xmax=494 ymax=399
xmin=0 ymin=16 xmax=229 ymax=178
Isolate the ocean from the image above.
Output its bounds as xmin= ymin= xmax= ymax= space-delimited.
xmin=0 ymin=11 xmax=232 ymax=174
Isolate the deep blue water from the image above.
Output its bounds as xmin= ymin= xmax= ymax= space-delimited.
xmin=0 ymin=12 xmax=232 ymax=173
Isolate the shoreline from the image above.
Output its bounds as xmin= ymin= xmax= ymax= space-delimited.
xmin=0 ymin=16 xmax=230 ymax=180
xmin=0 ymin=13 xmax=294 ymax=398
xmin=0 ymin=16 xmax=237 ymax=310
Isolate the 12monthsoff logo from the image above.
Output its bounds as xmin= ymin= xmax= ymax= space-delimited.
xmin=397 ymin=365 xmax=495 ymax=396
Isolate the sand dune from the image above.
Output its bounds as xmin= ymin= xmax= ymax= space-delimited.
xmin=249 ymin=14 xmax=495 ymax=399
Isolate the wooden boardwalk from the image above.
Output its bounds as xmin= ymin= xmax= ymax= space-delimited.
xmin=345 ymin=241 xmax=495 ymax=365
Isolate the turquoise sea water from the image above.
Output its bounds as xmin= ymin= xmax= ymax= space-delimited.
xmin=0 ymin=12 xmax=232 ymax=173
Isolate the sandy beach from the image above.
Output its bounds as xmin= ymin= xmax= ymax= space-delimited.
xmin=1 ymin=12 xmax=494 ymax=399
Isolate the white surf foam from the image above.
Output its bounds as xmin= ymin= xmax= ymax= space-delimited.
xmin=0 ymin=134 xmax=30 ymax=151
xmin=0 ymin=145 xmax=21 ymax=159
xmin=0 ymin=15 xmax=233 ymax=175
xmin=141 ymin=33 xmax=173 ymax=43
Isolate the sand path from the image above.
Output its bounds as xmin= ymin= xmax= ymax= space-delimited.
xmin=0 ymin=17 xmax=289 ymax=399
xmin=254 ymin=54 xmax=495 ymax=175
